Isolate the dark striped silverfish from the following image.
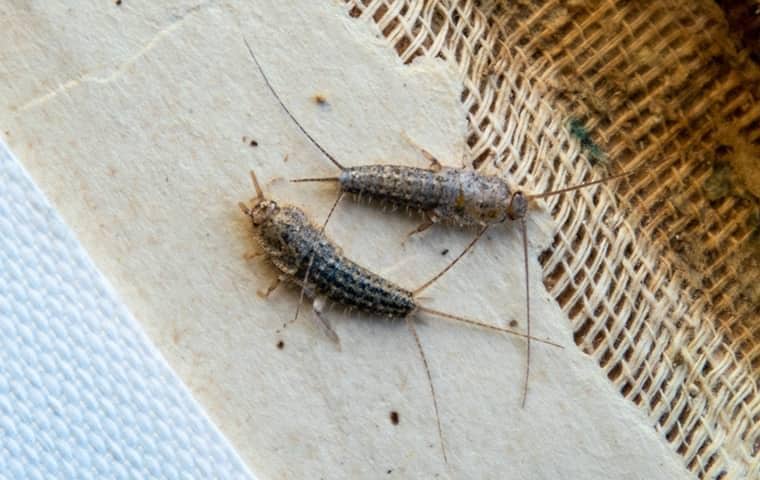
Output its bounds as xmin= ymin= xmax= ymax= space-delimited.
xmin=239 ymin=170 xmax=562 ymax=466
xmin=243 ymin=38 xmax=630 ymax=407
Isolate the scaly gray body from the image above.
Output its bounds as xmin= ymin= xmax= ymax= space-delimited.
xmin=339 ymin=165 xmax=524 ymax=226
xmin=258 ymin=203 xmax=416 ymax=317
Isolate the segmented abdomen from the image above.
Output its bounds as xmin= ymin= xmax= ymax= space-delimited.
xmin=339 ymin=165 xmax=511 ymax=226
xmin=261 ymin=206 xmax=416 ymax=317
xmin=339 ymin=165 xmax=448 ymax=211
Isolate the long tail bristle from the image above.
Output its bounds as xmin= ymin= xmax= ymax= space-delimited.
xmin=405 ymin=317 xmax=448 ymax=466
xmin=242 ymin=37 xmax=345 ymax=171
xmin=416 ymin=306 xmax=562 ymax=348
xmin=291 ymin=177 xmax=341 ymax=183
xmin=413 ymin=225 xmax=488 ymax=295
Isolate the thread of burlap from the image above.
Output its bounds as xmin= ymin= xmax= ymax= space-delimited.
xmin=343 ymin=0 xmax=760 ymax=478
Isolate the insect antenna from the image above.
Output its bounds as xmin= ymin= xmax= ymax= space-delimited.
xmin=415 ymin=306 xmax=562 ymax=348
xmin=249 ymin=170 xmax=265 ymax=200
xmin=239 ymin=170 xmax=267 ymax=217
xmin=520 ymin=217 xmax=531 ymax=408
xmin=527 ymin=169 xmax=634 ymax=200
xmin=405 ymin=317 xmax=448 ymax=466
xmin=243 ymin=37 xmax=345 ymax=171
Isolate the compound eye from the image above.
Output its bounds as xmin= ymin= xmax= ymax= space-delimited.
xmin=508 ymin=192 xmax=527 ymax=220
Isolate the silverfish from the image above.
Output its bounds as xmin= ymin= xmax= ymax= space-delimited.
xmin=243 ymin=38 xmax=631 ymax=407
xmin=238 ymin=170 xmax=562 ymax=465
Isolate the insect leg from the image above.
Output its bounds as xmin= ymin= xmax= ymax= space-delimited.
xmin=292 ymin=255 xmax=316 ymax=324
xmin=243 ymin=250 xmax=266 ymax=260
xmin=403 ymin=213 xmax=436 ymax=242
xmin=289 ymin=255 xmax=341 ymax=348
xmin=312 ymin=295 xmax=341 ymax=348
xmin=258 ymin=275 xmax=285 ymax=298
xmin=400 ymin=132 xmax=443 ymax=171
xmin=419 ymin=149 xmax=443 ymax=172
xmin=405 ymin=316 xmax=447 ymax=466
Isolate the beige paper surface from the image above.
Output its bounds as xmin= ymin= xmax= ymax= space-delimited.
xmin=1 ymin=1 xmax=690 ymax=478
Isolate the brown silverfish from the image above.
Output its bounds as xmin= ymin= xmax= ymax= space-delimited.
xmin=239 ymin=170 xmax=562 ymax=466
xmin=243 ymin=38 xmax=631 ymax=407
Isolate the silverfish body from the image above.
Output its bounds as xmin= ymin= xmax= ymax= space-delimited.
xmin=239 ymin=170 xmax=561 ymax=466
xmin=339 ymin=164 xmax=527 ymax=227
xmin=254 ymin=200 xmax=416 ymax=317
xmin=238 ymin=171 xmax=560 ymax=342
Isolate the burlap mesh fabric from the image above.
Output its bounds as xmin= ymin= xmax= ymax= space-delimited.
xmin=342 ymin=0 xmax=759 ymax=478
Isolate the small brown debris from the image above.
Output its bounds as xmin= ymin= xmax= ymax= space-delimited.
xmin=389 ymin=411 xmax=399 ymax=425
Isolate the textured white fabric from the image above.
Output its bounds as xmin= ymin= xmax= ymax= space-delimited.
xmin=0 ymin=141 xmax=254 ymax=479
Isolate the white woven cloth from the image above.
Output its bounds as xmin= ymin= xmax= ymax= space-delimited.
xmin=0 ymin=140 xmax=254 ymax=479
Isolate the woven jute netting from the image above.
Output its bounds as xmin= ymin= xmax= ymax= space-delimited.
xmin=341 ymin=0 xmax=759 ymax=478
